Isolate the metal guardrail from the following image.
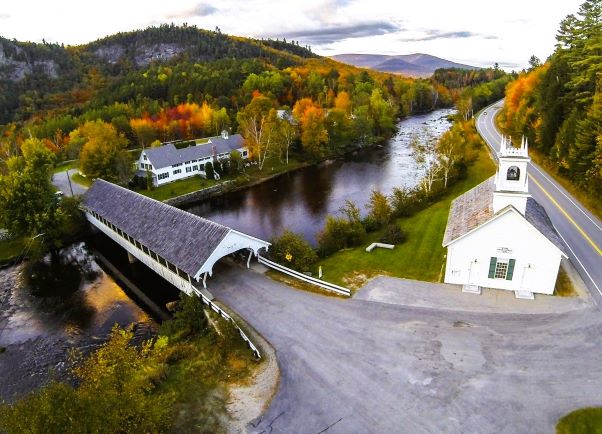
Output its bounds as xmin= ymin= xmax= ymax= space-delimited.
xmin=191 ymin=287 xmax=261 ymax=359
xmin=258 ymin=255 xmax=351 ymax=297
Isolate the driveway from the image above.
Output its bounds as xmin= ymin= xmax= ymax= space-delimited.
xmin=209 ymin=264 xmax=602 ymax=434
xmin=51 ymin=169 xmax=87 ymax=197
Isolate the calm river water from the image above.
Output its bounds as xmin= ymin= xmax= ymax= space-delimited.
xmin=184 ymin=108 xmax=456 ymax=244
xmin=0 ymin=108 xmax=454 ymax=401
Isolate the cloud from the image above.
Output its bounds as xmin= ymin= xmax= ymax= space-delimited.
xmin=167 ymin=2 xmax=219 ymax=19
xmin=270 ymin=21 xmax=401 ymax=45
xmin=400 ymin=29 xmax=498 ymax=42
xmin=0 ymin=13 xmax=10 ymax=19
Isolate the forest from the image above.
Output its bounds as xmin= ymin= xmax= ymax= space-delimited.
xmin=500 ymin=0 xmax=601 ymax=198
xmin=0 ymin=24 xmax=508 ymax=173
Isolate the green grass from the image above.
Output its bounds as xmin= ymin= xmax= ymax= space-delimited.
xmin=52 ymin=160 xmax=78 ymax=174
xmin=317 ymin=143 xmax=496 ymax=290
xmin=557 ymin=408 xmax=602 ymax=434
xmin=71 ymin=172 xmax=94 ymax=187
xmin=136 ymin=176 xmax=219 ymax=201
xmin=0 ymin=237 xmax=26 ymax=261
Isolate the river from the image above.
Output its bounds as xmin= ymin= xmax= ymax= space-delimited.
xmin=0 ymin=108 xmax=454 ymax=402
xmin=184 ymin=108 xmax=456 ymax=244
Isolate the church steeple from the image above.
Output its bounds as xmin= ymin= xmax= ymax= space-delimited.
xmin=492 ymin=135 xmax=531 ymax=215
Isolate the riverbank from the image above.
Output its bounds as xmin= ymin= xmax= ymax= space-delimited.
xmin=316 ymin=131 xmax=496 ymax=290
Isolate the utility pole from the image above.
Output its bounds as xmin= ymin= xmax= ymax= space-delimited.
xmin=66 ymin=169 xmax=74 ymax=196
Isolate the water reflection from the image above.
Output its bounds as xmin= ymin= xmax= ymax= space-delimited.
xmin=185 ymin=108 xmax=455 ymax=244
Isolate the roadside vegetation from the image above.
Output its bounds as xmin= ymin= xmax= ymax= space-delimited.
xmin=498 ymin=0 xmax=602 ymax=218
xmin=557 ymin=407 xmax=602 ymax=434
xmin=0 ymin=294 xmax=261 ymax=433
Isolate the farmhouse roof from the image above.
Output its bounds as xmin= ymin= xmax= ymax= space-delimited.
xmin=143 ymin=134 xmax=244 ymax=169
xmin=83 ymin=179 xmax=230 ymax=276
xmin=442 ymin=176 xmax=568 ymax=255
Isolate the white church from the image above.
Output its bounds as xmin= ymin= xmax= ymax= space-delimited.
xmin=442 ymin=136 xmax=568 ymax=299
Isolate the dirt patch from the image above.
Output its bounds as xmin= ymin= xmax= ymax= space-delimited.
xmin=225 ymin=320 xmax=279 ymax=434
xmin=343 ymin=270 xmax=391 ymax=291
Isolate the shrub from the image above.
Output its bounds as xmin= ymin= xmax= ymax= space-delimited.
xmin=270 ymin=230 xmax=318 ymax=271
xmin=380 ymin=223 xmax=407 ymax=245
xmin=160 ymin=294 xmax=208 ymax=340
xmin=361 ymin=215 xmax=380 ymax=232
xmin=204 ymin=161 xmax=215 ymax=180
xmin=367 ymin=190 xmax=392 ymax=227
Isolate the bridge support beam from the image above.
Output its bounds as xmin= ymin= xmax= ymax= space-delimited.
xmin=247 ymin=249 xmax=253 ymax=268
xmin=127 ymin=251 xmax=137 ymax=264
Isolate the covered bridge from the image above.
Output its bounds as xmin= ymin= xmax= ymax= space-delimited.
xmin=82 ymin=179 xmax=270 ymax=294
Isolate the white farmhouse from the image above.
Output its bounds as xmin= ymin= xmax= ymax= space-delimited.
xmin=136 ymin=131 xmax=248 ymax=186
xmin=442 ymin=136 xmax=568 ymax=299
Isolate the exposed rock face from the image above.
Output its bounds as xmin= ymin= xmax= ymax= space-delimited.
xmin=93 ymin=44 xmax=125 ymax=64
xmin=93 ymin=42 xmax=184 ymax=67
xmin=0 ymin=43 xmax=59 ymax=81
xmin=134 ymin=43 xmax=184 ymax=66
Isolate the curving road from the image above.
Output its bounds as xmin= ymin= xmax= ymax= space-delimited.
xmin=476 ymin=101 xmax=602 ymax=304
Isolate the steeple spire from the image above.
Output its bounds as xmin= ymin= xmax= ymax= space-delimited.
xmin=493 ymin=135 xmax=531 ymax=215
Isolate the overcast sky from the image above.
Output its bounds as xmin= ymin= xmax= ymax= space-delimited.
xmin=0 ymin=0 xmax=584 ymax=69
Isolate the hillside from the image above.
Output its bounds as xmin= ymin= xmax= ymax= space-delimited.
xmin=0 ymin=24 xmax=316 ymax=124
xmin=330 ymin=53 xmax=479 ymax=77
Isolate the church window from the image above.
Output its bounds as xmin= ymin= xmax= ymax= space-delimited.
xmin=507 ymin=166 xmax=520 ymax=181
xmin=488 ymin=257 xmax=516 ymax=280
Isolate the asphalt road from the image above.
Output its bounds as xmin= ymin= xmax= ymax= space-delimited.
xmin=210 ymin=264 xmax=602 ymax=434
xmin=51 ymin=169 xmax=87 ymax=197
xmin=476 ymin=101 xmax=602 ymax=304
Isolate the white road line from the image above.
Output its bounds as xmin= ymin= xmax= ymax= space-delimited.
xmin=529 ymin=163 xmax=602 ymax=233
xmin=556 ymin=230 xmax=602 ymax=296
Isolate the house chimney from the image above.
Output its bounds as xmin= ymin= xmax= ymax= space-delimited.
xmin=221 ymin=130 xmax=228 ymax=140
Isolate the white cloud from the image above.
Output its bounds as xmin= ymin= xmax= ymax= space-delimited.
xmin=0 ymin=0 xmax=585 ymax=69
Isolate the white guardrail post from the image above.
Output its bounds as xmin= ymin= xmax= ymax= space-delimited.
xmin=257 ymin=255 xmax=351 ymax=297
xmin=191 ymin=287 xmax=261 ymax=359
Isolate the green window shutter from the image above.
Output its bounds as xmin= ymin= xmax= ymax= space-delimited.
xmin=488 ymin=257 xmax=497 ymax=278
xmin=506 ymin=259 xmax=516 ymax=280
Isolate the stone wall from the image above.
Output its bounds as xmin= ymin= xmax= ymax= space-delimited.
xmin=164 ymin=181 xmax=236 ymax=207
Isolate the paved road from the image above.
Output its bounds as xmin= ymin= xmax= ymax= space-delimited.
xmin=476 ymin=101 xmax=602 ymax=304
xmin=210 ymin=264 xmax=602 ymax=434
xmin=51 ymin=169 xmax=87 ymax=197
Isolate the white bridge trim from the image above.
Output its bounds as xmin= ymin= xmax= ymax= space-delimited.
xmin=84 ymin=211 xmax=262 ymax=358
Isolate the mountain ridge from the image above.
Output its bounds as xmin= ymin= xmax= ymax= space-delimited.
xmin=330 ymin=53 xmax=479 ymax=77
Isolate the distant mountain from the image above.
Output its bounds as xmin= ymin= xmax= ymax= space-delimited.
xmin=330 ymin=53 xmax=479 ymax=77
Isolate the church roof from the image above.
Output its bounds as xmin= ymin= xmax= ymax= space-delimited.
xmin=83 ymin=179 xmax=231 ymax=277
xmin=442 ymin=176 xmax=568 ymax=255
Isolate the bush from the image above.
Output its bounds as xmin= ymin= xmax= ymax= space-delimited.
xmin=361 ymin=215 xmax=379 ymax=232
xmin=204 ymin=161 xmax=215 ymax=180
xmin=367 ymin=190 xmax=392 ymax=227
xmin=160 ymin=294 xmax=208 ymax=340
xmin=270 ymin=230 xmax=318 ymax=271
xmin=380 ymin=223 xmax=407 ymax=245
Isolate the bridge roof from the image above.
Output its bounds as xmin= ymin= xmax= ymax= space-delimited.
xmin=83 ymin=180 xmax=231 ymax=277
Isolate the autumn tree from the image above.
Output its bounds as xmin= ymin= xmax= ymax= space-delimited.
xmin=130 ymin=118 xmax=158 ymax=148
xmin=293 ymin=98 xmax=328 ymax=158
xmin=75 ymin=120 xmax=131 ymax=183
xmin=237 ymin=95 xmax=276 ymax=170
xmin=367 ymin=190 xmax=392 ymax=227
xmin=0 ymin=138 xmax=56 ymax=238
xmin=274 ymin=115 xmax=297 ymax=164
xmin=411 ymin=131 xmax=441 ymax=194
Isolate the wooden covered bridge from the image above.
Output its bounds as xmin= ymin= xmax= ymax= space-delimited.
xmin=82 ymin=179 xmax=270 ymax=296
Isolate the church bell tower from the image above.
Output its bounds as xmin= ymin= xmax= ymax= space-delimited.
xmin=492 ymin=136 xmax=531 ymax=215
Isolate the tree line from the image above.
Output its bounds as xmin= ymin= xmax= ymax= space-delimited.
xmin=500 ymin=0 xmax=602 ymax=198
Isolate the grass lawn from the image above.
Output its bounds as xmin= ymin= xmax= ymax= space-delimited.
xmin=71 ymin=172 xmax=94 ymax=187
xmin=136 ymin=176 xmax=219 ymax=201
xmin=52 ymin=160 xmax=78 ymax=174
xmin=0 ymin=237 xmax=26 ymax=261
xmin=317 ymin=143 xmax=496 ymax=290
xmin=557 ymin=408 xmax=602 ymax=434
